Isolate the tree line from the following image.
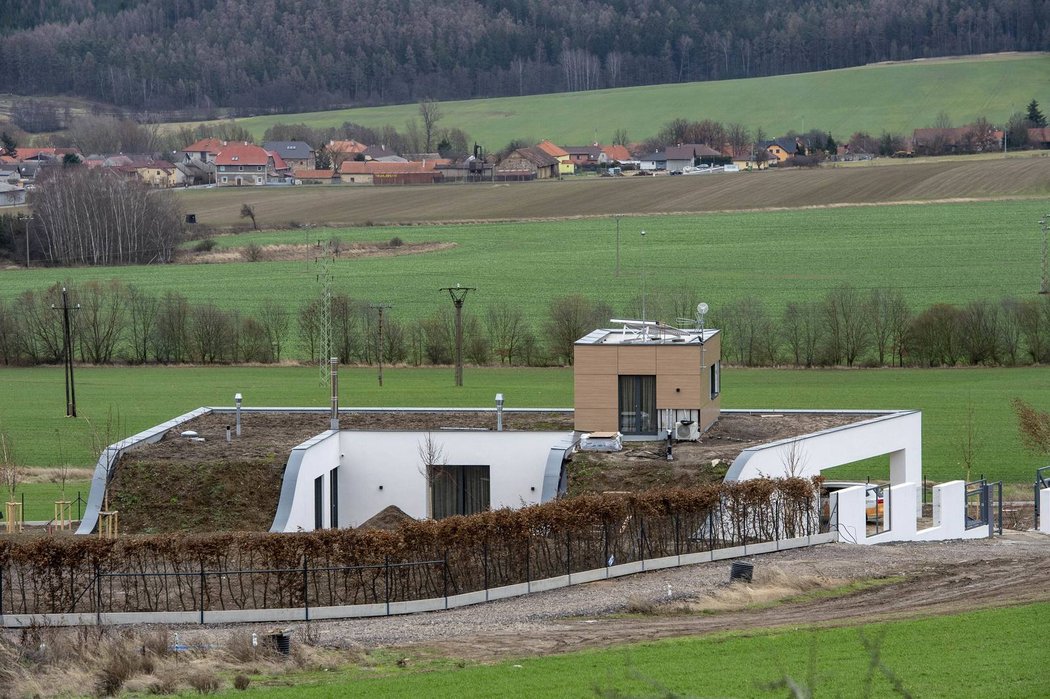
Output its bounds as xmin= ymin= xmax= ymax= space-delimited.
xmin=2 ymin=281 xmax=1050 ymax=370
xmin=1 ymin=0 xmax=1045 ymax=113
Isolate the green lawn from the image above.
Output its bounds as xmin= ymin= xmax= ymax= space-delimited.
xmin=175 ymin=53 xmax=1050 ymax=149
xmin=3 ymin=199 xmax=1048 ymax=331
xmin=217 ymin=601 xmax=1050 ymax=698
xmin=2 ymin=365 xmax=1046 ymax=494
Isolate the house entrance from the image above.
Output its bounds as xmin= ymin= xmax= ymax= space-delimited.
xmin=619 ymin=375 xmax=656 ymax=434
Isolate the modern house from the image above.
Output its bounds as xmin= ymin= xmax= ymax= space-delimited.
xmin=574 ymin=320 xmax=721 ymax=438
xmin=758 ymin=137 xmax=806 ymax=163
xmin=662 ymin=144 xmax=724 ymax=172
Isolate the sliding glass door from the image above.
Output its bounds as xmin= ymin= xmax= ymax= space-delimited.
xmin=619 ymin=375 xmax=656 ymax=434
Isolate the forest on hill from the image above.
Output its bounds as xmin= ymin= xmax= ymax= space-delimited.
xmin=1 ymin=0 xmax=1048 ymax=117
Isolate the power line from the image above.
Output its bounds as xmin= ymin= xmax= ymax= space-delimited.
xmin=369 ymin=303 xmax=393 ymax=386
xmin=439 ymin=284 xmax=476 ymax=387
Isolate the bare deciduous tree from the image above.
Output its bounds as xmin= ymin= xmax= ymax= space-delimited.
xmin=240 ymin=203 xmax=258 ymax=230
xmin=418 ymin=98 xmax=443 ymax=153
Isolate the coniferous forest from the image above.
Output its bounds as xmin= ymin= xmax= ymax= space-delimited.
xmin=1 ymin=0 xmax=1048 ymax=115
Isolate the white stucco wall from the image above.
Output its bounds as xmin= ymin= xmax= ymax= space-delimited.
xmin=1041 ymin=489 xmax=1050 ymax=535
xmin=724 ymin=410 xmax=922 ymax=516
xmin=833 ymin=480 xmax=992 ymax=544
xmin=269 ymin=431 xmax=340 ymax=532
xmin=338 ymin=430 xmax=574 ymax=527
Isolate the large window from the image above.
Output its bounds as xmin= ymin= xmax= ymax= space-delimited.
xmin=619 ymin=375 xmax=656 ymax=434
xmin=431 ymin=465 xmax=490 ymax=519
xmin=329 ymin=466 xmax=339 ymax=528
xmin=313 ymin=475 xmax=324 ymax=530
xmin=710 ymin=361 xmax=721 ymax=399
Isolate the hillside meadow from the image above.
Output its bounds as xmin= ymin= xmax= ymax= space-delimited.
xmin=171 ymin=52 xmax=1050 ymax=149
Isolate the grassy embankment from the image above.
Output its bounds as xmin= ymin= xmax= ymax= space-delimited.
xmin=214 ymin=601 xmax=1049 ymax=698
xmin=3 ymin=363 xmax=1047 ymax=520
xmin=167 ymin=52 xmax=1050 ymax=150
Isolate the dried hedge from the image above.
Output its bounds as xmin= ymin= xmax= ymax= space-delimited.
xmin=0 ymin=478 xmax=821 ymax=616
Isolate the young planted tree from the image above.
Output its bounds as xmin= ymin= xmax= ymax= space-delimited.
xmin=1012 ymin=398 xmax=1050 ymax=456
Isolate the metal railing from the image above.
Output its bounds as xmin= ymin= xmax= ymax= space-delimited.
xmin=0 ymin=500 xmax=823 ymax=620
xmin=1035 ymin=466 xmax=1050 ymax=530
xmin=965 ymin=478 xmax=1003 ymax=535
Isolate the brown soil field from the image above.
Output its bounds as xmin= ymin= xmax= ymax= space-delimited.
xmin=178 ymin=156 xmax=1050 ymax=229
xmin=108 ymin=411 xmax=857 ymax=533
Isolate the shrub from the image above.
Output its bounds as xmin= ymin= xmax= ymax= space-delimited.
xmin=241 ymin=243 xmax=263 ymax=262
xmin=234 ymin=674 xmax=251 ymax=691
xmin=193 ymin=238 xmax=217 ymax=253
xmin=389 ymin=236 xmax=403 ymax=247
xmin=188 ymin=670 xmax=220 ymax=694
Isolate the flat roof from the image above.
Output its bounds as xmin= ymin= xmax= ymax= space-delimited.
xmin=576 ymin=325 xmax=719 ymax=346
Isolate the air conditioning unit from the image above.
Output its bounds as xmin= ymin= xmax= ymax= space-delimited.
xmin=675 ymin=419 xmax=699 ymax=441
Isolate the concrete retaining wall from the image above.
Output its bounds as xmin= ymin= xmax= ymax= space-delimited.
xmin=833 ymin=481 xmax=993 ymax=544
xmin=1041 ymin=489 xmax=1050 ymax=535
xmin=0 ymin=532 xmax=835 ymax=628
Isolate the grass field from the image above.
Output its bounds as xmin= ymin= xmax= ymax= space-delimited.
xmin=169 ymin=53 xmax=1050 ymax=150
xmin=213 ymin=601 xmax=1049 ymax=698
xmin=3 ymin=364 xmax=1047 ymax=505
xmin=169 ymin=156 xmax=1050 ymax=229
xmin=3 ymin=197 xmax=1050 ymax=329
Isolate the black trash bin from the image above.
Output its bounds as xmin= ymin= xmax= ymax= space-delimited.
xmin=729 ymin=561 xmax=754 ymax=583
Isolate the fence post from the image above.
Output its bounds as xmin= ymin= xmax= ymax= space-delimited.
xmin=603 ymin=521 xmax=610 ymax=568
xmin=384 ymin=556 xmax=390 ymax=616
xmin=638 ymin=517 xmax=646 ymax=565
xmin=442 ymin=550 xmax=449 ymax=609
xmin=199 ymin=562 xmax=205 ymax=625
xmin=525 ymin=536 xmax=530 ymax=591
xmin=565 ymin=530 xmax=571 ymax=580
xmin=302 ymin=556 xmax=310 ymax=622
xmin=95 ymin=563 xmax=102 ymax=626
xmin=1 ymin=562 xmax=4 ymax=621
xmin=77 ymin=491 xmax=82 ymax=522
xmin=482 ymin=541 xmax=489 ymax=593
xmin=674 ymin=514 xmax=680 ymax=557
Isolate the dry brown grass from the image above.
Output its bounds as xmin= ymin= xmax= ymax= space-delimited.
xmin=0 ymin=625 xmax=288 ymax=698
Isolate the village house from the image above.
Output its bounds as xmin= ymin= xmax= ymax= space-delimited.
xmin=338 ymin=159 xmax=442 ymax=185
xmin=495 ymin=147 xmax=559 ymax=180
xmin=561 ymin=145 xmax=604 ymax=171
xmin=536 ymin=140 xmax=574 ymax=176
xmin=911 ymin=126 xmax=1004 ymax=155
xmin=262 ymin=141 xmax=315 ymax=170
xmin=214 ymin=143 xmax=291 ymax=186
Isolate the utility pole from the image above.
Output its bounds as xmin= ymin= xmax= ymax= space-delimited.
xmin=440 ymin=284 xmax=476 ymax=386
xmin=1041 ymin=215 xmax=1049 ymax=295
xmin=369 ymin=303 xmax=392 ymax=386
xmin=52 ymin=287 xmax=80 ymax=417
xmin=640 ymin=230 xmax=647 ymax=321
xmin=316 ymin=242 xmax=333 ymax=385
xmin=614 ymin=214 xmax=622 ymax=277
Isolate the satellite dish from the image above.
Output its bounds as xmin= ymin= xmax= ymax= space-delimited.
xmin=697 ymin=303 xmax=709 ymax=316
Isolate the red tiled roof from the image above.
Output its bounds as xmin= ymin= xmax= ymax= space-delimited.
xmin=536 ymin=140 xmax=569 ymax=158
xmin=214 ymin=144 xmax=271 ymax=166
xmin=269 ymin=152 xmax=289 ymax=171
xmin=328 ymin=139 xmax=368 ymax=154
xmin=294 ymin=169 xmax=337 ymax=179
xmin=601 ymin=144 xmax=632 ymax=161
xmin=1028 ymin=127 xmax=1050 ymax=142
xmin=338 ymin=160 xmax=437 ymax=174
xmin=183 ymin=138 xmax=225 ymax=154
